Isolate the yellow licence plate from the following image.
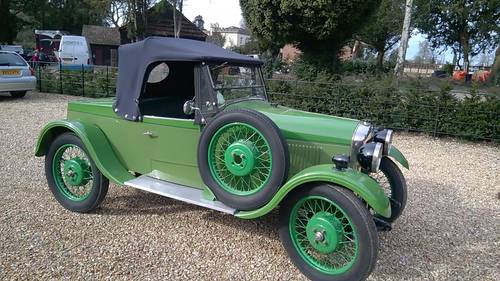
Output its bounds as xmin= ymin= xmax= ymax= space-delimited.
xmin=0 ymin=69 xmax=20 ymax=76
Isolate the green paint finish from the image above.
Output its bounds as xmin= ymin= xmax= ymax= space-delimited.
xmin=202 ymin=186 xmax=217 ymax=201
xmin=67 ymin=99 xmax=116 ymax=118
xmin=37 ymin=98 xmax=404 ymax=220
xmin=149 ymin=162 xmax=204 ymax=188
xmin=208 ymin=122 xmax=272 ymax=196
xmin=223 ymin=141 xmax=258 ymax=176
xmin=305 ymin=212 xmax=343 ymax=253
xmin=287 ymin=140 xmax=350 ymax=176
xmin=35 ymin=120 xmax=134 ymax=185
xmin=63 ymin=158 xmax=91 ymax=186
xmin=52 ymin=144 xmax=93 ymax=201
xmin=225 ymin=101 xmax=359 ymax=146
xmin=66 ymin=109 xmax=203 ymax=185
xmin=236 ymin=164 xmax=391 ymax=219
xmin=290 ymin=195 xmax=359 ymax=275
xmin=388 ymin=146 xmax=409 ymax=169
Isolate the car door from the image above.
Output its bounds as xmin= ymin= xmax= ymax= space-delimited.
xmin=140 ymin=116 xmax=203 ymax=188
xmin=59 ymin=39 xmax=75 ymax=64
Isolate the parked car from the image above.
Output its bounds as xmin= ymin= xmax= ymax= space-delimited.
xmin=0 ymin=51 xmax=36 ymax=98
xmin=56 ymin=35 xmax=91 ymax=67
xmin=35 ymin=37 xmax=409 ymax=281
xmin=0 ymin=45 xmax=24 ymax=55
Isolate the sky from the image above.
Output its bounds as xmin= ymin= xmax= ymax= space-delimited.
xmin=183 ymin=0 xmax=243 ymax=29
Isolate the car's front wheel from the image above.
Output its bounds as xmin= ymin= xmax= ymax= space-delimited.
xmin=45 ymin=132 xmax=108 ymax=212
xmin=10 ymin=91 xmax=26 ymax=98
xmin=370 ymin=157 xmax=407 ymax=223
xmin=279 ymin=184 xmax=378 ymax=281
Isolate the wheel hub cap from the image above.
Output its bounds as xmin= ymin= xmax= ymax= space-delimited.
xmin=306 ymin=212 xmax=344 ymax=253
xmin=224 ymin=140 xmax=258 ymax=176
xmin=63 ymin=157 xmax=90 ymax=186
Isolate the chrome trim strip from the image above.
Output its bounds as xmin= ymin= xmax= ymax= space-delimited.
xmin=371 ymin=142 xmax=383 ymax=172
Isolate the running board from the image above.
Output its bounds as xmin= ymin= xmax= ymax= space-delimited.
xmin=124 ymin=176 xmax=236 ymax=215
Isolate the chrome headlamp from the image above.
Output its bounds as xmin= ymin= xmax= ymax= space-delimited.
xmin=351 ymin=122 xmax=373 ymax=159
xmin=373 ymin=129 xmax=393 ymax=155
xmin=357 ymin=142 xmax=383 ymax=172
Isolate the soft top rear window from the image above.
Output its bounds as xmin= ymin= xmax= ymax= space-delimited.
xmin=0 ymin=52 xmax=27 ymax=66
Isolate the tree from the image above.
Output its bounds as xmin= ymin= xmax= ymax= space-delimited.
xmin=86 ymin=0 xmax=128 ymax=27
xmin=206 ymin=23 xmax=226 ymax=47
xmin=413 ymin=0 xmax=500 ymax=72
xmin=357 ymin=0 xmax=405 ymax=68
xmin=230 ymin=36 xmax=260 ymax=54
xmin=489 ymin=42 xmax=500 ymax=85
xmin=415 ymin=40 xmax=436 ymax=64
xmin=9 ymin=0 xmax=108 ymax=36
xmin=394 ymin=0 xmax=413 ymax=77
xmin=0 ymin=0 xmax=19 ymax=44
xmin=240 ymin=0 xmax=382 ymax=74
xmin=169 ymin=0 xmax=184 ymax=38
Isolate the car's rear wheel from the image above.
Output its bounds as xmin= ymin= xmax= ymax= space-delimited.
xmin=279 ymin=184 xmax=378 ymax=281
xmin=198 ymin=108 xmax=289 ymax=210
xmin=10 ymin=91 xmax=26 ymax=98
xmin=45 ymin=132 xmax=108 ymax=212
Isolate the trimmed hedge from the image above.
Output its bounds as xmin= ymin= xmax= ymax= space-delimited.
xmin=36 ymin=65 xmax=499 ymax=141
xmin=267 ymin=79 xmax=499 ymax=141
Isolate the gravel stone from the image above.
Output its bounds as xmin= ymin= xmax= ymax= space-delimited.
xmin=0 ymin=92 xmax=498 ymax=280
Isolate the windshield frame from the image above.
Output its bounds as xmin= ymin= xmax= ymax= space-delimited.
xmin=205 ymin=63 xmax=268 ymax=107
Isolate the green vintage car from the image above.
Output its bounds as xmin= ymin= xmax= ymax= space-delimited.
xmin=35 ymin=37 xmax=408 ymax=281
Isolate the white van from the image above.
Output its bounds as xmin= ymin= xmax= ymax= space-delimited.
xmin=57 ymin=36 xmax=91 ymax=65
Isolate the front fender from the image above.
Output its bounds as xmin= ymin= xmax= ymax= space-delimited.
xmin=35 ymin=119 xmax=134 ymax=185
xmin=388 ymin=145 xmax=409 ymax=169
xmin=235 ymin=164 xmax=391 ymax=219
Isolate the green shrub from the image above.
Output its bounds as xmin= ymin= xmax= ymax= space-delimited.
xmin=268 ymin=78 xmax=499 ymax=141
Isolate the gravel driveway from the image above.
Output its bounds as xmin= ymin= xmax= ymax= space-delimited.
xmin=0 ymin=91 xmax=499 ymax=280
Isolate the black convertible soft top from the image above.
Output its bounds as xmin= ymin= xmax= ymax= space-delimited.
xmin=113 ymin=37 xmax=262 ymax=121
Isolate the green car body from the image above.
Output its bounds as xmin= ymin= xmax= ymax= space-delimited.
xmin=36 ymin=38 xmax=411 ymax=280
xmin=35 ymin=98 xmax=408 ymax=219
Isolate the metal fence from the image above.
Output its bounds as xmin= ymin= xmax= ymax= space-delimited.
xmin=33 ymin=63 xmax=499 ymax=142
xmin=34 ymin=62 xmax=118 ymax=97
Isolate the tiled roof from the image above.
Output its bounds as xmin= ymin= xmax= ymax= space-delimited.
xmin=82 ymin=25 xmax=121 ymax=46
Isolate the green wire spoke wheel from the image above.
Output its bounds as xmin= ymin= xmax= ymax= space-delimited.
xmin=279 ymin=184 xmax=378 ymax=281
xmin=45 ymin=133 xmax=109 ymax=213
xmin=290 ymin=196 xmax=358 ymax=274
xmin=198 ymin=109 xmax=289 ymax=210
xmin=208 ymin=123 xmax=272 ymax=196
xmin=369 ymin=157 xmax=407 ymax=223
xmin=52 ymin=144 xmax=94 ymax=201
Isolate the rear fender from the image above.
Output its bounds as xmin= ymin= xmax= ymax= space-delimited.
xmin=35 ymin=120 xmax=133 ymax=185
xmin=235 ymin=164 xmax=391 ymax=219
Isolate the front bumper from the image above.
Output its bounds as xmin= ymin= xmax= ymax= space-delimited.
xmin=0 ymin=76 xmax=36 ymax=92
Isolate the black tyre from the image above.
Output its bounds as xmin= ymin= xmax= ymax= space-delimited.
xmin=198 ymin=108 xmax=289 ymax=210
xmin=45 ymin=132 xmax=109 ymax=213
xmin=10 ymin=91 xmax=26 ymax=98
xmin=279 ymin=184 xmax=378 ymax=281
xmin=370 ymin=157 xmax=407 ymax=222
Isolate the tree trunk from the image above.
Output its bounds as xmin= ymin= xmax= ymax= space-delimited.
xmin=377 ymin=50 xmax=385 ymax=69
xmin=394 ymin=0 xmax=413 ymax=77
xmin=461 ymin=33 xmax=470 ymax=73
xmin=489 ymin=41 xmax=500 ymax=85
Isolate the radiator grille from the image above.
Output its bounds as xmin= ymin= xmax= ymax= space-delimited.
xmin=288 ymin=143 xmax=322 ymax=174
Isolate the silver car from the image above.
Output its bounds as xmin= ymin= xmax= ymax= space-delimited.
xmin=0 ymin=51 xmax=36 ymax=98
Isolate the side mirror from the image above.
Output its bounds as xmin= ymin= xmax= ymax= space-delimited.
xmin=183 ymin=100 xmax=196 ymax=115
